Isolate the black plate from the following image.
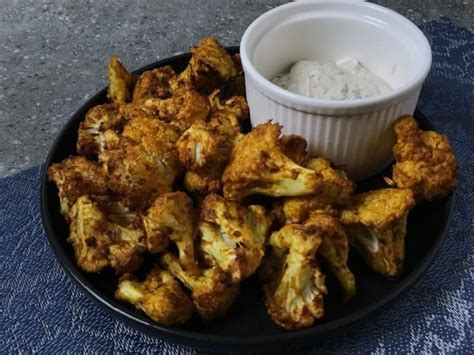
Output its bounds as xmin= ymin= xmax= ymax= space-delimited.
xmin=40 ymin=47 xmax=454 ymax=352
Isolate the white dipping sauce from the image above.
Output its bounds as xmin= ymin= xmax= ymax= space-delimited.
xmin=272 ymin=58 xmax=392 ymax=100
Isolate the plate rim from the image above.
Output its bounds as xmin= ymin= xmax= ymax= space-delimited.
xmin=40 ymin=47 xmax=455 ymax=351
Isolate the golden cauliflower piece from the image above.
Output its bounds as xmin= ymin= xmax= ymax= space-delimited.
xmin=144 ymin=89 xmax=210 ymax=133
xmin=282 ymin=158 xmax=354 ymax=224
xmin=132 ymin=66 xmax=176 ymax=102
xmin=183 ymin=169 xmax=223 ymax=196
xmin=81 ymin=102 xmax=163 ymax=159
xmin=68 ymin=196 xmax=110 ymax=273
xmin=68 ymin=196 xmax=146 ymax=273
xmin=161 ymin=252 xmax=238 ymax=320
xmin=176 ymin=119 xmax=235 ymax=173
xmin=104 ymin=116 xmax=181 ymax=209
xmin=116 ymin=267 xmax=194 ymax=325
xmin=260 ymin=223 xmax=327 ymax=330
xmin=142 ymin=192 xmax=198 ymax=274
xmin=389 ymin=115 xmax=457 ymax=202
xmin=47 ymin=156 xmax=108 ymax=219
xmin=177 ymin=94 xmax=248 ymax=194
xmin=306 ymin=158 xmax=354 ymax=202
xmin=78 ymin=101 xmax=160 ymax=160
xmin=107 ymin=56 xmax=136 ymax=104
xmin=279 ymin=135 xmax=308 ymax=165
xmin=178 ymin=37 xmax=237 ymax=91
xmin=282 ymin=196 xmax=338 ymax=225
xmin=199 ymin=194 xmax=273 ymax=283
xmin=120 ymin=115 xmax=182 ymax=183
xmin=177 ymin=117 xmax=240 ymax=194
xmin=207 ymin=90 xmax=249 ymax=126
xmin=340 ymin=188 xmax=415 ymax=277
xmin=222 ymin=122 xmax=326 ymax=201
xmin=77 ymin=104 xmax=122 ymax=157
xmin=116 ymin=102 xmax=159 ymax=122
xmin=306 ymin=213 xmax=356 ymax=302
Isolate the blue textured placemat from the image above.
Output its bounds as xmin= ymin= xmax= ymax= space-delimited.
xmin=1 ymin=17 xmax=473 ymax=354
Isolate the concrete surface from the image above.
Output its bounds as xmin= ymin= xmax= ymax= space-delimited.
xmin=0 ymin=0 xmax=472 ymax=177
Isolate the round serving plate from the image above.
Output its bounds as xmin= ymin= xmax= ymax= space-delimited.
xmin=40 ymin=47 xmax=454 ymax=352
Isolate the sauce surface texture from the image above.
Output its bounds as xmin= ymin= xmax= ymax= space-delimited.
xmin=272 ymin=58 xmax=392 ymax=100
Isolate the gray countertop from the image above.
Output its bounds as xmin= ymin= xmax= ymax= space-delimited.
xmin=0 ymin=0 xmax=472 ymax=177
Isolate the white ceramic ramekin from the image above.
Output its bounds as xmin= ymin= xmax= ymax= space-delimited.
xmin=240 ymin=1 xmax=431 ymax=180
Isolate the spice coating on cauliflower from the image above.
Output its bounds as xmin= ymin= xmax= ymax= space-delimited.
xmin=260 ymin=223 xmax=327 ymax=330
xmin=306 ymin=213 xmax=356 ymax=302
xmin=160 ymin=252 xmax=238 ymax=320
xmin=177 ymin=37 xmax=238 ymax=91
xmin=104 ymin=116 xmax=181 ymax=210
xmin=144 ymin=89 xmax=210 ymax=134
xmin=116 ymin=267 xmax=194 ymax=325
xmin=132 ymin=66 xmax=177 ymax=102
xmin=142 ymin=192 xmax=199 ymax=274
xmin=77 ymin=104 xmax=122 ymax=157
xmin=199 ymin=193 xmax=273 ymax=283
xmin=176 ymin=94 xmax=248 ymax=194
xmin=282 ymin=157 xmax=354 ymax=224
xmin=48 ymin=156 xmax=108 ymax=219
xmin=340 ymin=188 xmax=415 ymax=277
xmin=389 ymin=115 xmax=457 ymax=202
xmin=68 ymin=196 xmax=145 ymax=274
xmin=222 ymin=122 xmax=326 ymax=201
xmin=107 ymin=55 xmax=136 ymax=104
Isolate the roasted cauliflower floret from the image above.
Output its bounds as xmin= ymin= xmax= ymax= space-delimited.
xmin=178 ymin=37 xmax=237 ymax=90
xmin=306 ymin=213 xmax=356 ymax=302
xmin=78 ymin=103 xmax=158 ymax=159
xmin=340 ymin=188 xmax=415 ymax=277
xmin=161 ymin=252 xmax=238 ymax=320
xmin=182 ymin=170 xmax=224 ymax=196
xmin=142 ymin=192 xmax=198 ymax=274
xmin=176 ymin=119 xmax=234 ymax=172
xmin=77 ymin=104 xmax=122 ymax=157
xmin=79 ymin=102 xmax=160 ymax=162
xmin=132 ymin=66 xmax=176 ymax=102
xmin=282 ymin=158 xmax=354 ymax=223
xmin=176 ymin=94 xmax=248 ymax=194
xmin=305 ymin=158 xmax=354 ymax=202
xmin=120 ymin=115 xmax=182 ymax=184
xmin=68 ymin=196 xmax=110 ymax=273
xmin=388 ymin=115 xmax=457 ymax=202
xmin=107 ymin=56 xmax=136 ymax=104
xmin=144 ymin=89 xmax=210 ymax=133
xmin=116 ymin=102 xmax=159 ymax=122
xmin=222 ymin=122 xmax=325 ymax=201
xmin=116 ymin=267 xmax=194 ymax=325
xmin=199 ymin=194 xmax=273 ymax=283
xmin=68 ymin=196 xmax=145 ymax=273
xmin=279 ymin=135 xmax=308 ymax=165
xmin=177 ymin=116 xmax=238 ymax=194
xmin=47 ymin=156 xmax=108 ymax=219
xmin=260 ymin=223 xmax=327 ymax=330
xmin=207 ymin=90 xmax=249 ymax=126
xmin=282 ymin=196 xmax=338 ymax=225
xmin=104 ymin=117 xmax=181 ymax=209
